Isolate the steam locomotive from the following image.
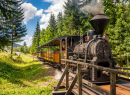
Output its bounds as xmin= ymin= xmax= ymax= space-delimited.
xmin=37 ymin=14 xmax=115 ymax=83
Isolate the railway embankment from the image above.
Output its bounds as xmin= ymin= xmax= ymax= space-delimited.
xmin=0 ymin=53 xmax=58 ymax=95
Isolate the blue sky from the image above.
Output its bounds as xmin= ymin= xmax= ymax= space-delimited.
xmin=19 ymin=0 xmax=67 ymax=46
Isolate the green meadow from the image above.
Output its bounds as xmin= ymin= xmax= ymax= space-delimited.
xmin=0 ymin=53 xmax=57 ymax=95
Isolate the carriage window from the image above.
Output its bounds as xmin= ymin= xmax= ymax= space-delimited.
xmin=69 ymin=37 xmax=74 ymax=47
xmin=62 ymin=40 xmax=65 ymax=51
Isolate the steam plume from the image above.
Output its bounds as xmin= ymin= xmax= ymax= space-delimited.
xmin=54 ymin=70 xmax=62 ymax=80
xmin=81 ymin=0 xmax=104 ymax=15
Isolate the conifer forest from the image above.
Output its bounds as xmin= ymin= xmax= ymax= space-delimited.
xmin=0 ymin=0 xmax=130 ymax=62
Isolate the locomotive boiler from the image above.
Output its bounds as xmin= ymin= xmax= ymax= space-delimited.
xmin=68 ymin=14 xmax=115 ymax=83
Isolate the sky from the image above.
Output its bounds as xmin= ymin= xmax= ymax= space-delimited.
xmin=19 ymin=0 xmax=67 ymax=47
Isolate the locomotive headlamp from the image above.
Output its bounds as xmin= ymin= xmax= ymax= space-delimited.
xmin=103 ymin=34 xmax=109 ymax=41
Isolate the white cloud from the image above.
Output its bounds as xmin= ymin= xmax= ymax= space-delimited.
xmin=21 ymin=3 xmax=37 ymax=24
xmin=21 ymin=1 xmax=67 ymax=28
xmin=40 ymin=14 xmax=50 ymax=23
xmin=21 ymin=3 xmax=43 ymax=24
xmin=40 ymin=0 xmax=67 ymax=30
xmin=35 ymin=9 xmax=43 ymax=16
xmin=19 ymin=35 xmax=32 ymax=47
xmin=40 ymin=22 xmax=49 ymax=30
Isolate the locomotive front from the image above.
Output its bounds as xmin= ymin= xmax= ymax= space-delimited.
xmin=73 ymin=14 xmax=115 ymax=82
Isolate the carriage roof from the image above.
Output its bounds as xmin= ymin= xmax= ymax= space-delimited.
xmin=37 ymin=36 xmax=69 ymax=49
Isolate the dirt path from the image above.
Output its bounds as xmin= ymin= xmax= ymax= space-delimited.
xmin=36 ymin=60 xmax=61 ymax=87
xmin=24 ymin=55 xmax=61 ymax=87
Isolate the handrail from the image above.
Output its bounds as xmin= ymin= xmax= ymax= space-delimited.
xmin=61 ymin=59 xmax=130 ymax=77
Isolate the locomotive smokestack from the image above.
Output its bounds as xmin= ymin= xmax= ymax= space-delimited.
xmin=89 ymin=14 xmax=110 ymax=35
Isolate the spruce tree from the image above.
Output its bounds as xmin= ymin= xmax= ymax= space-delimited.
xmin=39 ymin=29 xmax=45 ymax=45
xmin=0 ymin=0 xmax=18 ymax=50
xmin=30 ymin=21 xmax=40 ymax=54
xmin=0 ymin=0 xmax=17 ymax=19
xmin=23 ymin=42 xmax=27 ymax=47
xmin=63 ymin=0 xmax=86 ymax=36
xmin=103 ymin=0 xmax=130 ymax=58
xmin=110 ymin=3 xmax=130 ymax=57
xmin=48 ymin=13 xmax=57 ymax=38
xmin=56 ymin=12 xmax=63 ymax=37
xmin=9 ymin=0 xmax=27 ymax=55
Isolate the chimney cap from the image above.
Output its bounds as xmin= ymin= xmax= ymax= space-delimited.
xmin=89 ymin=14 xmax=110 ymax=35
xmin=90 ymin=14 xmax=110 ymax=21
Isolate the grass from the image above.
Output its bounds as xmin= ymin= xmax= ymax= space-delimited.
xmin=0 ymin=53 xmax=57 ymax=95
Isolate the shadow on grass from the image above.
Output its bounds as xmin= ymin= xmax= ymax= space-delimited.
xmin=12 ymin=57 xmax=25 ymax=64
xmin=32 ymin=60 xmax=39 ymax=62
xmin=0 ymin=59 xmax=48 ymax=87
xmin=12 ymin=58 xmax=39 ymax=64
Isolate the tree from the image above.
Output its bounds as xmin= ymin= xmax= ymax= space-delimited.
xmin=0 ymin=0 xmax=27 ymax=54
xmin=0 ymin=0 xmax=18 ymax=51
xmin=20 ymin=42 xmax=29 ymax=54
xmin=30 ymin=21 xmax=40 ymax=54
xmin=110 ymin=3 xmax=130 ymax=57
xmin=39 ymin=29 xmax=45 ymax=45
xmin=56 ymin=12 xmax=63 ymax=37
xmin=23 ymin=42 xmax=27 ymax=47
xmin=48 ymin=13 xmax=57 ymax=38
xmin=0 ymin=0 xmax=17 ymax=19
xmin=63 ymin=0 xmax=89 ymax=36
xmin=44 ymin=27 xmax=52 ymax=42
xmin=20 ymin=46 xmax=24 ymax=52
xmin=9 ymin=1 xmax=27 ymax=55
xmin=103 ymin=0 xmax=130 ymax=58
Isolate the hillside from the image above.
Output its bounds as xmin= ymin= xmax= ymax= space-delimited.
xmin=13 ymin=43 xmax=21 ymax=48
xmin=0 ymin=53 xmax=57 ymax=95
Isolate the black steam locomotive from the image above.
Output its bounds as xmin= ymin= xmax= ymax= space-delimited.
xmin=37 ymin=14 xmax=115 ymax=83
xmin=60 ymin=14 xmax=115 ymax=83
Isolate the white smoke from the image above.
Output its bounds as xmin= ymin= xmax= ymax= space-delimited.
xmin=81 ymin=0 xmax=104 ymax=15
xmin=54 ymin=70 xmax=63 ymax=80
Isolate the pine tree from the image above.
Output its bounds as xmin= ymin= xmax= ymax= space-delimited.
xmin=39 ymin=29 xmax=45 ymax=45
xmin=110 ymin=3 xmax=130 ymax=57
xmin=0 ymin=0 xmax=17 ymax=19
xmin=9 ymin=0 xmax=27 ymax=55
xmin=63 ymin=0 xmax=87 ymax=36
xmin=103 ymin=0 xmax=130 ymax=58
xmin=23 ymin=42 xmax=27 ymax=47
xmin=48 ymin=13 xmax=57 ymax=38
xmin=0 ymin=0 xmax=18 ymax=50
xmin=56 ymin=12 xmax=63 ymax=37
xmin=44 ymin=27 xmax=52 ymax=42
xmin=20 ymin=42 xmax=29 ymax=54
xmin=30 ymin=21 xmax=40 ymax=54
xmin=34 ymin=21 xmax=40 ymax=47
